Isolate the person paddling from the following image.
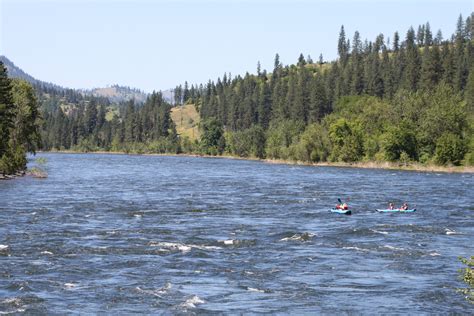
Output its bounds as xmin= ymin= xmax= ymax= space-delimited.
xmin=400 ymin=202 xmax=409 ymax=210
xmin=336 ymin=199 xmax=348 ymax=210
xmin=389 ymin=202 xmax=395 ymax=210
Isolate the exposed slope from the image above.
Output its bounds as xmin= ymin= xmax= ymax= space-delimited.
xmin=170 ymin=104 xmax=200 ymax=140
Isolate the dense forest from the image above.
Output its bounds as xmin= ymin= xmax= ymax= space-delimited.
xmin=2 ymin=13 xmax=473 ymax=172
xmin=189 ymin=13 xmax=474 ymax=166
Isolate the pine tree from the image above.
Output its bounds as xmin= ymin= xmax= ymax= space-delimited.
xmin=183 ymin=81 xmax=190 ymax=103
xmin=0 ymin=61 xmax=14 ymax=160
xmin=454 ymin=14 xmax=468 ymax=91
xmin=416 ymin=24 xmax=425 ymax=46
xmin=402 ymin=26 xmax=421 ymax=91
xmin=297 ymin=53 xmax=306 ymax=67
xmin=434 ymin=30 xmax=443 ymax=45
xmin=424 ymin=22 xmax=433 ymax=46
xmin=350 ymin=30 xmax=364 ymax=95
xmin=420 ymin=41 xmax=442 ymax=91
xmin=338 ymin=25 xmax=349 ymax=65
xmin=393 ymin=31 xmax=400 ymax=51
xmin=273 ymin=53 xmax=282 ymax=79
xmin=10 ymin=79 xmax=41 ymax=153
xmin=84 ymin=99 xmax=98 ymax=135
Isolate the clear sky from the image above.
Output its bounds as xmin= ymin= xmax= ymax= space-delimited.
xmin=0 ymin=0 xmax=472 ymax=92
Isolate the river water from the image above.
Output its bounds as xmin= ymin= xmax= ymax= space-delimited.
xmin=0 ymin=153 xmax=473 ymax=313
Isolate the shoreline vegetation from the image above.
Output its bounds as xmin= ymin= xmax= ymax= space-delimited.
xmin=40 ymin=150 xmax=474 ymax=174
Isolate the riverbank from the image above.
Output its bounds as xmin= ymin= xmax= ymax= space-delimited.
xmin=40 ymin=150 xmax=474 ymax=174
xmin=0 ymin=170 xmax=25 ymax=180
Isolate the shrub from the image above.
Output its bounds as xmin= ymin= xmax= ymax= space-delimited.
xmin=458 ymin=256 xmax=474 ymax=303
xmin=381 ymin=122 xmax=417 ymax=162
xmin=434 ymin=133 xmax=467 ymax=166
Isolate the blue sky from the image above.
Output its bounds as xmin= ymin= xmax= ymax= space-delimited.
xmin=0 ymin=0 xmax=471 ymax=92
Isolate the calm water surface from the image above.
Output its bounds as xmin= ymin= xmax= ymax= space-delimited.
xmin=0 ymin=153 xmax=473 ymax=313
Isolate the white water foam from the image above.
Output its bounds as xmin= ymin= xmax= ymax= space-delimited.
xmin=220 ymin=239 xmax=235 ymax=245
xmin=180 ymin=295 xmax=205 ymax=309
xmin=150 ymin=241 xmax=220 ymax=253
xmin=382 ymin=245 xmax=405 ymax=251
xmin=41 ymin=251 xmax=54 ymax=255
xmin=64 ymin=283 xmax=77 ymax=289
xmin=0 ymin=245 xmax=9 ymax=251
xmin=445 ymin=229 xmax=461 ymax=235
xmin=0 ymin=309 xmax=26 ymax=315
xmin=343 ymin=246 xmax=369 ymax=252
xmin=429 ymin=252 xmax=441 ymax=256
xmin=280 ymin=232 xmax=316 ymax=242
xmin=370 ymin=229 xmax=388 ymax=235
xmin=247 ymin=287 xmax=265 ymax=293
xmin=136 ymin=282 xmax=172 ymax=297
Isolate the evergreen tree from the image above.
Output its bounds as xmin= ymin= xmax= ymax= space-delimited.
xmin=350 ymin=30 xmax=364 ymax=95
xmin=84 ymin=99 xmax=98 ymax=135
xmin=338 ymin=25 xmax=349 ymax=65
xmin=297 ymin=53 xmax=306 ymax=66
xmin=0 ymin=61 xmax=14 ymax=160
xmin=420 ymin=41 xmax=442 ymax=91
xmin=402 ymin=27 xmax=421 ymax=91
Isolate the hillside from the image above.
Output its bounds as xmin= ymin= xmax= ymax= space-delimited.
xmin=170 ymin=104 xmax=200 ymax=140
xmin=0 ymin=55 xmax=66 ymax=92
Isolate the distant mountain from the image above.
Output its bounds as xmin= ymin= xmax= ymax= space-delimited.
xmin=0 ymin=55 xmax=149 ymax=104
xmin=1 ymin=55 xmax=66 ymax=93
xmin=83 ymin=85 xmax=148 ymax=104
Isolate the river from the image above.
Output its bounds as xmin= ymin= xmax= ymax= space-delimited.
xmin=0 ymin=153 xmax=473 ymax=313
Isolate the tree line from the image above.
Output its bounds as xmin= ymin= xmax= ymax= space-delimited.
xmin=40 ymin=91 xmax=178 ymax=154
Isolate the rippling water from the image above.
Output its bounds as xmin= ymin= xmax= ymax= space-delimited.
xmin=1 ymin=153 xmax=473 ymax=313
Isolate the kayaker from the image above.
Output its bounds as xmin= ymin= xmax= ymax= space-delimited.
xmin=336 ymin=202 xmax=348 ymax=210
xmin=400 ymin=203 xmax=408 ymax=210
xmin=389 ymin=202 xmax=394 ymax=210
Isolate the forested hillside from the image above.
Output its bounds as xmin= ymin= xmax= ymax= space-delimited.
xmin=3 ymin=13 xmax=473 ymax=168
xmin=179 ymin=13 xmax=474 ymax=166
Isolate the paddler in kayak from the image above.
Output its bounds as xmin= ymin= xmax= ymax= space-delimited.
xmin=389 ymin=202 xmax=395 ymax=210
xmin=400 ymin=203 xmax=409 ymax=210
xmin=335 ymin=202 xmax=348 ymax=210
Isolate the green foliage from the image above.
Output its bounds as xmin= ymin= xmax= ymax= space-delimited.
xmin=434 ymin=132 xmax=467 ymax=165
xmin=0 ymin=67 xmax=41 ymax=175
xmin=292 ymin=123 xmax=330 ymax=162
xmin=328 ymin=118 xmax=364 ymax=162
xmin=10 ymin=79 xmax=41 ymax=153
xmin=418 ymin=84 xmax=467 ymax=155
xmin=226 ymin=125 xmax=266 ymax=158
xmin=199 ymin=118 xmax=225 ymax=155
xmin=265 ymin=120 xmax=305 ymax=160
xmin=0 ymin=61 xmax=14 ymax=159
xmin=381 ymin=122 xmax=418 ymax=161
xmin=458 ymin=256 xmax=474 ymax=303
